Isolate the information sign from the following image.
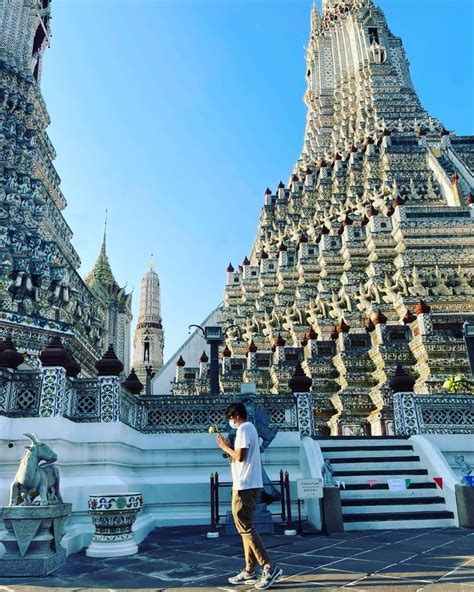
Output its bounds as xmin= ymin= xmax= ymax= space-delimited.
xmin=296 ymin=478 xmax=323 ymax=499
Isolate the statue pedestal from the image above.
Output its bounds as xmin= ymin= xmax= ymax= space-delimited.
xmin=86 ymin=493 xmax=143 ymax=558
xmin=455 ymin=484 xmax=474 ymax=528
xmin=322 ymin=487 xmax=344 ymax=533
xmin=0 ymin=503 xmax=72 ymax=576
xmin=224 ymin=502 xmax=274 ymax=535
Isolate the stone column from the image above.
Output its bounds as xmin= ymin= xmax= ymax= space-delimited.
xmin=296 ymin=393 xmax=315 ymax=437
xmin=98 ymin=376 xmax=122 ymax=423
xmin=393 ymin=392 xmax=420 ymax=435
xmin=39 ymin=367 xmax=67 ymax=418
xmin=289 ymin=363 xmax=314 ymax=437
xmin=0 ymin=368 xmax=13 ymax=413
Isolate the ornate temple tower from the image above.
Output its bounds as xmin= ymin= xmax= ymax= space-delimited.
xmin=175 ymin=0 xmax=474 ymax=436
xmin=85 ymin=223 xmax=132 ymax=373
xmin=133 ymin=261 xmax=164 ymax=383
xmin=0 ymin=1 xmax=131 ymax=374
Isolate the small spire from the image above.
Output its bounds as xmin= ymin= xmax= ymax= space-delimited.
xmin=311 ymin=2 xmax=321 ymax=30
xmin=149 ymin=253 xmax=155 ymax=270
xmin=101 ymin=209 xmax=108 ymax=256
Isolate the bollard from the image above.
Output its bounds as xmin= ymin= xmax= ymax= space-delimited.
xmin=215 ymin=472 xmax=220 ymax=524
xmin=280 ymin=469 xmax=286 ymax=522
xmin=207 ymin=473 xmax=219 ymax=538
xmin=284 ymin=471 xmax=297 ymax=536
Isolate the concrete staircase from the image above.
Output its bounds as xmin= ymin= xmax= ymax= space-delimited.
xmin=319 ymin=437 xmax=456 ymax=530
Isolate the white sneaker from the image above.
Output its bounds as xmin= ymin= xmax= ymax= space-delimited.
xmin=228 ymin=568 xmax=257 ymax=585
xmin=254 ymin=565 xmax=283 ymax=589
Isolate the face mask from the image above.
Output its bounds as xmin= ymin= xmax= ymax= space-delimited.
xmin=229 ymin=419 xmax=238 ymax=430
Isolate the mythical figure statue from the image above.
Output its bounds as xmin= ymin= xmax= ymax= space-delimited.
xmin=321 ymin=458 xmax=336 ymax=487
xmin=9 ymin=433 xmax=63 ymax=506
xmin=328 ymin=291 xmax=346 ymax=319
xmin=355 ymin=282 xmax=372 ymax=314
xmin=455 ymin=455 xmax=472 ymax=485
xmin=408 ymin=266 xmax=428 ymax=296
xmin=382 ymin=274 xmax=400 ymax=304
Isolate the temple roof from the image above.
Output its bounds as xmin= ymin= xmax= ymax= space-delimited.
xmin=85 ymin=220 xmax=129 ymax=306
xmin=86 ymin=230 xmax=118 ymax=290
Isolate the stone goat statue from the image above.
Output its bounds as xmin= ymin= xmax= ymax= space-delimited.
xmin=8 ymin=433 xmax=63 ymax=506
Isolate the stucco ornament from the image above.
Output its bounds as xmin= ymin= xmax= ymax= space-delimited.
xmin=455 ymin=455 xmax=472 ymax=485
xmin=8 ymin=433 xmax=63 ymax=506
xmin=322 ymin=458 xmax=336 ymax=487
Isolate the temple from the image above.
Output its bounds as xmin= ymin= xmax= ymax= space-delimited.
xmin=133 ymin=260 xmax=164 ymax=384
xmin=85 ymin=218 xmax=132 ymax=373
xmin=170 ymin=0 xmax=474 ymax=436
xmin=0 ymin=0 xmax=131 ymax=374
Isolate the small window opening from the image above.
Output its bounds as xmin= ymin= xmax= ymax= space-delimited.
xmin=368 ymin=28 xmax=379 ymax=44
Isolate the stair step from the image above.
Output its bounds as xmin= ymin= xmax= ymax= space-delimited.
xmin=318 ymin=438 xmax=410 ymax=443
xmin=321 ymin=448 xmax=414 ymax=458
xmin=342 ymin=503 xmax=448 ymax=514
xmin=320 ymin=445 xmax=413 ymax=453
xmin=343 ymin=510 xmax=455 ymax=523
xmin=341 ymin=496 xmax=446 ymax=506
xmin=344 ymin=518 xmax=456 ymax=531
xmin=331 ymin=461 xmax=421 ymax=472
xmin=330 ymin=455 xmax=420 ymax=464
xmin=334 ymin=469 xmax=427 ymax=477
xmin=315 ymin=436 xmax=452 ymax=530
xmin=341 ymin=488 xmax=440 ymax=499
xmin=343 ymin=482 xmax=436 ymax=491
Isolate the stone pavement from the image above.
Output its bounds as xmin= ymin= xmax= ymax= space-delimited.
xmin=0 ymin=525 xmax=473 ymax=592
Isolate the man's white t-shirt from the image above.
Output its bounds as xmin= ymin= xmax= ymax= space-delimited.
xmin=231 ymin=421 xmax=263 ymax=491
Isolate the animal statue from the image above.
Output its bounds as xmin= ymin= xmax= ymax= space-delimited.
xmin=9 ymin=433 xmax=63 ymax=506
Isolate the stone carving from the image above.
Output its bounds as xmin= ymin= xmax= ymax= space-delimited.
xmin=1 ymin=503 xmax=72 ymax=576
xmin=9 ymin=433 xmax=63 ymax=506
xmin=322 ymin=458 xmax=336 ymax=487
xmin=455 ymin=455 xmax=472 ymax=485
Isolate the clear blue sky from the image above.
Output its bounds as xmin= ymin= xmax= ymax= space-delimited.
xmin=41 ymin=0 xmax=474 ymax=362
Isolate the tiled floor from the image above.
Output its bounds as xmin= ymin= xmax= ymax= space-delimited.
xmin=0 ymin=526 xmax=473 ymax=591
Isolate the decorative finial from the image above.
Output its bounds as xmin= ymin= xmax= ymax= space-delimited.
xmin=101 ymin=209 xmax=108 ymax=255
xmin=148 ymin=253 xmax=155 ymax=270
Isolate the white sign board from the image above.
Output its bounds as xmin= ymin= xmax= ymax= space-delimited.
xmin=387 ymin=478 xmax=407 ymax=492
xmin=297 ymin=478 xmax=323 ymax=499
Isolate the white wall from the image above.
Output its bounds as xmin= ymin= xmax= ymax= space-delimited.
xmin=421 ymin=434 xmax=474 ymax=479
xmin=409 ymin=434 xmax=474 ymax=526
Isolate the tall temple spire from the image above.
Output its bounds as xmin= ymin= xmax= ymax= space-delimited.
xmin=0 ymin=0 xmax=52 ymax=83
xmin=0 ymin=0 xmax=133 ymax=376
xmin=171 ymin=2 xmax=474 ymax=436
xmin=85 ymin=216 xmax=133 ymax=372
xmin=101 ymin=208 xmax=108 ymax=257
xmin=86 ymin=214 xmax=116 ymax=290
xmin=133 ymin=259 xmax=164 ymax=384
xmin=310 ymin=2 xmax=321 ymax=30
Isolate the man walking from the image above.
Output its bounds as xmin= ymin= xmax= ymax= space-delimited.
xmin=216 ymin=402 xmax=283 ymax=590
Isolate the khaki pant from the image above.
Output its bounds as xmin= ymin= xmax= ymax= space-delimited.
xmin=232 ymin=488 xmax=270 ymax=571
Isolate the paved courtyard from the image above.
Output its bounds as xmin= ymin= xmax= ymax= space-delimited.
xmin=0 ymin=525 xmax=473 ymax=592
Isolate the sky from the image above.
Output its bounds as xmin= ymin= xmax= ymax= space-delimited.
xmin=41 ymin=0 xmax=474 ymax=362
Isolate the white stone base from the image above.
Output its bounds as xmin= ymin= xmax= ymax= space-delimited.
xmin=86 ymin=538 xmax=138 ymax=558
xmin=0 ymin=417 xmax=302 ymax=554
